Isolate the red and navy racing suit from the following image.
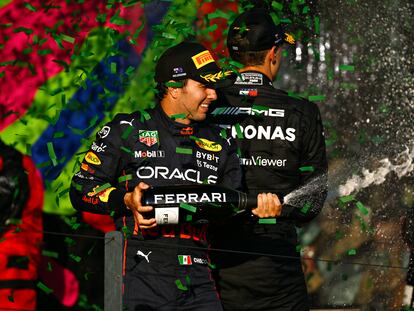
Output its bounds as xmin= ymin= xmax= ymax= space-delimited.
xmin=69 ymin=105 xmax=242 ymax=310
xmin=208 ymin=71 xmax=328 ymax=311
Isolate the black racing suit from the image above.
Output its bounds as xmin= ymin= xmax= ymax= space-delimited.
xmin=208 ymin=71 xmax=328 ymax=311
xmin=69 ymin=105 xmax=242 ymax=311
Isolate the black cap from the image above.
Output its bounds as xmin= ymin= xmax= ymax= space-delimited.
xmin=155 ymin=41 xmax=234 ymax=88
xmin=227 ymin=8 xmax=295 ymax=52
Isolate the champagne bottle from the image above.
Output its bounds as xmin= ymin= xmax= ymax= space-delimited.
xmin=141 ymin=185 xmax=255 ymax=225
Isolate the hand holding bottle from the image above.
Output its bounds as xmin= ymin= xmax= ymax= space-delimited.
xmin=124 ymin=182 xmax=156 ymax=229
xmin=252 ymin=193 xmax=282 ymax=218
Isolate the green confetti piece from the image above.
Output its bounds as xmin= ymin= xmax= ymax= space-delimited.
xmin=125 ymin=65 xmax=135 ymax=76
xmin=175 ymin=279 xmax=188 ymax=291
xmin=271 ymin=1 xmax=283 ymax=11
xmin=308 ymin=95 xmax=326 ymax=102
xmin=299 ymin=166 xmax=314 ymax=172
xmin=229 ymin=60 xmax=244 ymax=69
xmin=38 ymin=49 xmax=52 ymax=56
xmin=69 ymin=254 xmax=82 ymax=263
xmin=296 ymin=244 xmax=302 ymax=253
xmin=170 ymin=113 xmax=186 ymax=120
xmin=61 ymin=34 xmax=75 ymax=44
xmin=301 ymin=202 xmax=312 ymax=214
xmin=42 ymin=250 xmax=59 ymax=258
xmin=94 ymin=183 xmax=112 ymax=194
xmin=139 ymin=109 xmax=151 ymax=121
xmin=280 ymin=18 xmax=292 ymax=24
xmin=234 ymin=123 xmax=243 ymax=139
xmin=302 ymin=5 xmax=310 ymax=13
xmin=176 ymin=147 xmax=192 ymax=155
xmin=165 ymin=81 xmax=184 ymax=88
xmin=0 ymin=71 xmax=5 ymax=78
xmin=53 ymin=131 xmax=65 ymax=138
xmin=207 ymin=9 xmax=229 ymax=19
xmin=14 ymin=27 xmax=33 ymax=35
xmin=189 ymin=135 xmax=201 ymax=142
xmin=356 ymin=201 xmax=369 ymax=215
xmin=110 ymin=62 xmax=117 ymax=74
xmin=118 ymin=174 xmax=133 ymax=183
xmin=339 ymin=195 xmax=355 ymax=203
xmin=37 ymin=281 xmax=53 ymax=294
xmin=347 ymin=248 xmax=356 ymax=256
xmin=258 ymin=218 xmax=277 ymax=224
xmin=71 ymin=180 xmax=82 ymax=191
xmin=120 ymin=146 xmax=133 ymax=155
xmin=314 ymin=16 xmax=320 ymax=34
xmin=339 ymin=64 xmax=355 ymax=71
xmin=64 ymin=237 xmax=76 ymax=246
xmin=186 ymin=214 xmax=192 ymax=222
xmin=46 ymin=142 xmax=58 ymax=166
xmin=121 ymin=126 xmax=134 ymax=140
xmin=180 ymin=203 xmax=197 ymax=213
xmin=220 ymin=128 xmax=227 ymax=139
xmin=208 ymin=262 xmax=216 ymax=269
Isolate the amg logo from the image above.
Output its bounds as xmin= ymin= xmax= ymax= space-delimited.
xmin=153 ymin=192 xmax=227 ymax=204
xmin=137 ymin=166 xmax=218 ymax=184
xmin=231 ymin=125 xmax=296 ymax=141
xmin=211 ymin=106 xmax=285 ymax=118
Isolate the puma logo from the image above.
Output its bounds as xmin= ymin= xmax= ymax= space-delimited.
xmin=120 ymin=119 xmax=134 ymax=126
xmin=136 ymin=250 xmax=152 ymax=263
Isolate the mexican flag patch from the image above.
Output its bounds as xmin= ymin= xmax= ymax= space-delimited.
xmin=178 ymin=255 xmax=192 ymax=265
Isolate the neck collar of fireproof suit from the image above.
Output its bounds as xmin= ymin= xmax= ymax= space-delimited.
xmin=154 ymin=104 xmax=200 ymax=136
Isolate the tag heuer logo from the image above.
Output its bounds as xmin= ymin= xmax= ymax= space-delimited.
xmin=139 ymin=130 xmax=159 ymax=147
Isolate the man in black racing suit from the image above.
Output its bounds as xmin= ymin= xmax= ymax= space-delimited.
xmin=209 ymin=8 xmax=328 ymax=311
xmin=69 ymin=42 xmax=251 ymax=311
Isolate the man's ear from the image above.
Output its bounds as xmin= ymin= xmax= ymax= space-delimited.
xmin=270 ymin=46 xmax=281 ymax=64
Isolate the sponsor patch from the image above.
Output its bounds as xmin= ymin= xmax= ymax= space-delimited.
xmin=172 ymin=67 xmax=186 ymax=78
xmin=87 ymin=185 xmax=115 ymax=202
xmin=200 ymin=70 xmax=232 ymax=83
xmin=240 ymin=156 xmax=287 ymax=167
xmin=195 ymin=151 xmax=220 ymax=163
xmin=85 ymin=151 xmax=101 ymax=165
xmin=98 ymin=126 xmax=111 ymax=138
xmin=239 ymin=88 xmax=258 ymax=97
xmin=75 ymin=171 xmax=94 ymax=180
xmin=235 ymin=72 xmax=263 ymax=85
xmin=135 ymin=150 xmax=165 ymax=158
xmin=137 ymin=166 xmax=218 ymax=184
xmin=180 ymin=127 xmax=193 ymax=135
xmin=191 ymin=50 xmax=214 ymax=69
xmin=139 ymin=130 xmax=159 ymax=147
xmin=81 ymin=163 xmax=95 ymax=174
xmin=193 ymin=257 xmax=208 ymax=265
xmin=195 ymin=138 xmax=222 ymax=152
xmin=91 ymin=141 xmax=107 ymax=153
xmin=178 ymin=255 xmax=192 ymax=265
xmin=231 ymin=125 xmax=296 ymax=141
xmin=211 ymin=106 xmax=284 ymax=118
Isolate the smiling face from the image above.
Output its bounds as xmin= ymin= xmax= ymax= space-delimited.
xmin=172 ymin=79 xmax=217 ymax=124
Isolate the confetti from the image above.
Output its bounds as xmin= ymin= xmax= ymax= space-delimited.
xmin=46 ymin=142 xmax=58 ymax=166
xmin=165 ymin=81 xmax=184 ymax=88
xmin=118 ymin=174 xmax=133 ymax=183
xmin=258 ymin=218 xmax=277 ymax=224
xmin=308 ymin=95 xmax=326 ymax=102
xmin=347 ymin=249 xmax=357 ymax=256
xmin=299 ymin=166 xmax=314 ymax=172
xmin=180 ymin=203 xmax=197 ymax=213
xmin=94 ymin=183 xmax=112 ymax=194
xmin=37 ymin=281 xmax=53 ymax=294
xmin=175 ymin=279 xmax=188 ymax=291
xmin=356 ymin=201 xmax=369 ymax=215
xmin=234 ymin=123 xmax=243 ymax=139
xmin=70 ymin=254 xmax=82 ymax=263
xmin=301 ymin=202 xmax=312 ymax=214
xmin=339 ymin=195 xmax=355 ymax=203
xmin=176 ymin=147 xmax=192 ymax=155
xmin=339 ymin=64 xmax=355 ymax=71
xmin=272 ymin=2 xmax=283 ymax=11
xmin=170 ymin=113 xmax=186 ymax=120
xmin=42 ymin=250 xmax=59 ymax=258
